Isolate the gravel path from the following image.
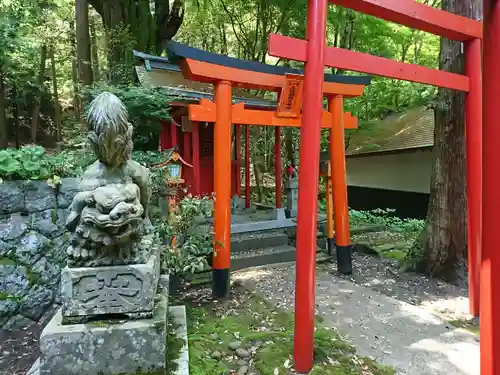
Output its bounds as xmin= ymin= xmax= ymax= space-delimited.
xmin=234 ymin=253 xmax=479 ymax=375
xmin=331 ymin=252 xmax=470 ymax=321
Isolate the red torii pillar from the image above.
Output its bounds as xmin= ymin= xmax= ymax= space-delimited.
xmin=481 ymin=0 xmax=500 ymax=374
xmin=292 ymin=0 xmax=327 ymax=371
xmin=213 ymin=81 xmax=232 ymax=299
xmin=328 ymin=95 xmax=352 ymax=273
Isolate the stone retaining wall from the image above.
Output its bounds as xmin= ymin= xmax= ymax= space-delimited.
xmin=0 ymin=178 xmax=79 ymax=330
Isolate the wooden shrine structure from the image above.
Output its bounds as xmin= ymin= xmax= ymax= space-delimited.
xmin=135 ymin=41 xmax=371 ymax=298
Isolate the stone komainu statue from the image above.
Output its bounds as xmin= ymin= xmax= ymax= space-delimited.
xmin=65 ymin=92 xmax=154 ymax=267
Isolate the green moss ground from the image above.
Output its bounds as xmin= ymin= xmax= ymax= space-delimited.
xmin=448 ymin=319 xmax=480 ymax=336
xmin=166 ymin=315 xmax=184 ymax=375
xmin=181 ymin=286 xmax=395 ymax=375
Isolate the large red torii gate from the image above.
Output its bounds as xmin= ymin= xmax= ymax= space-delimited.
xmin=267 ymin=0 xmax=490 ymax=373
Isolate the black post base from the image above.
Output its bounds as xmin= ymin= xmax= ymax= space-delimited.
xmin=212 ymin=268 xmax=230 ymax=300
xmin=327 ymin=238 xmax=335 ymax=255
xmin=336 ymin=245 xmax=353 ymax=275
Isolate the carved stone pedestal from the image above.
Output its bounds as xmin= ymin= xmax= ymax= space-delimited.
xmin=39 ymin=292 xmax=169 ymax=375
xmin=61 ymin=251 xmax=160 ymax=323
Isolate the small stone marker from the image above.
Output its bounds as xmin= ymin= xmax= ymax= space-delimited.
xmin=284 ymin=177 xmax=298 ymax=218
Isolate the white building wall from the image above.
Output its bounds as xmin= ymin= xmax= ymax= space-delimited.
xmin=346 ymin=148 xmax=433 ymax=194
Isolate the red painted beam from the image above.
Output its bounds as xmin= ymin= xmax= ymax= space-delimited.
xmin=330 ymin=0 xmax=482 ymax=41
xmin=481 ymin=0 xmax=500 ymax=373
xmin=189 ymin=101 xmax=359 ymax=128
xmin=181 ymin=58 xmax=366 ymax=97
xmin=268 ymin=34 xmax=470 ymax=92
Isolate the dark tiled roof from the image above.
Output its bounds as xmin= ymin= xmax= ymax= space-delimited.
xmin=134 ymin=65 xmax=276 ymax=108
xmin=345 ymin=107 xmax=434 ymax=156
xmin=164 ymin=41 xmax=372 ymax=86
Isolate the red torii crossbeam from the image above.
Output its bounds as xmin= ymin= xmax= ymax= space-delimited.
xmin=269 ymin=0 xmax=485 ymax=373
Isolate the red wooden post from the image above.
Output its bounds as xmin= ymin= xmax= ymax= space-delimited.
xmin=212 ymin=81 xmax=232 ymax=299
xmin=183 ymin=131 xmax=192 ymax=163
xmin=235 ymin=125 xmax=242 ymax=196
xmin=464 ymin=38 xmax=482 ymax=318
xmin=293 ymin=0 xmax=327 ymax=371
xmin=275 ymin=126 xmax=282 ymax=208
xmin=159 ymin=122 xmax=169 ymax=151
xmin=192 ymin=123 xmax=201 ymax=196
xmin=329 ymin=95 xmax=351 ymax=274
xmin=245 ymin=125 xmax=251 ymax=209
xmin=481 ymin=1 xmax=500 ymax=373
xmin=170 ymin=120 xmax=178 ymax=147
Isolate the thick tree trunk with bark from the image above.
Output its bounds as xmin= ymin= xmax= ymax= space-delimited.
xmin=75 ymin=0 xmax=93 ymax=85
xmin=69 ymin=21 xmax=82 ymax=124
xmin=88 ymin=0 xmax=184 ymax=83
xmin=31 ymin=44 xmax=47 ymax=144
xmin=0 ymin=69 xmax=7 ymax=149
xmin=90 ymin=13 xmax=100 ymax=81
xmin=409 ymin=0 xmax=482 ymax=284
xmin=12 ymin=84 xmax=20 ymax=149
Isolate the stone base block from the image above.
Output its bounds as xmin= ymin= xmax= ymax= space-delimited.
xmin=39 ymin=293 xmax=168 ymax=375
xmin=61 ymin=251 xmax=160 ymax=321
xmin=167 ymin=306 xmax=189 ymax=375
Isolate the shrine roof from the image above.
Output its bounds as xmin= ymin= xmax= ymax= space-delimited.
xmin=319 ymin=107 xmax=434 ymax=159
xmin=134 ymin=51 xmax=277 ymax=109
xmin=164 ymin=41 xmax=372 ymax=86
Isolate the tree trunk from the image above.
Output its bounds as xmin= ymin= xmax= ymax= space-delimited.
xmin=49 ymin=45 xmax=62 ymax=144
xmin=76 ymin=0 xmax=93 ymax=85
xmin=0 ymin=69 xmax=7 ymax=149
xmin=90 ymin=13 xmax=100 ymax=81
xmin=12 ymin=84 xmax=20 ymax=149
xmin=409 ymin=0 xmax=482 ymax=284
xmin=69 ymin=20 xmax=82 ymax=124
xmin=88 ymin=0 xmax=184 ymax=81
xmin=31 ymin=44 xmax=47 ymax=144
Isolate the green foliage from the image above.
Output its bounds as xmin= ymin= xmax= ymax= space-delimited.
xmin=0 ymin=145 xmax=92 ymax=180
xmin=0 ymin=145 xmax=183 ymax=186
xmin=82 ymin=85 xmax=173 ymax=150
xmin=318 ymin=199 xmax=424 ymax=236
xmin=349 ymin=208 xmax=424 ymax=235
xmin=160 ymin=195 xmax=213 ymax=277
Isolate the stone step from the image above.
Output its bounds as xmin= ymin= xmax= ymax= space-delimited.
xmin=231 ymin=245 xmax=327 ymax=271
xmin=231 ymin=230 xmax=289 ymax=253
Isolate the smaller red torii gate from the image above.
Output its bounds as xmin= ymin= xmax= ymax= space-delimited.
xmin=162 ymin=41 xmax=371 ymax=296
xmin=267 ymin=0 xmax=485 ymax=373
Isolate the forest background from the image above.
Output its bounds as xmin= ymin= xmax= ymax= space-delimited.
xmin=0 ymin=0 xmax=479 ymax=282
